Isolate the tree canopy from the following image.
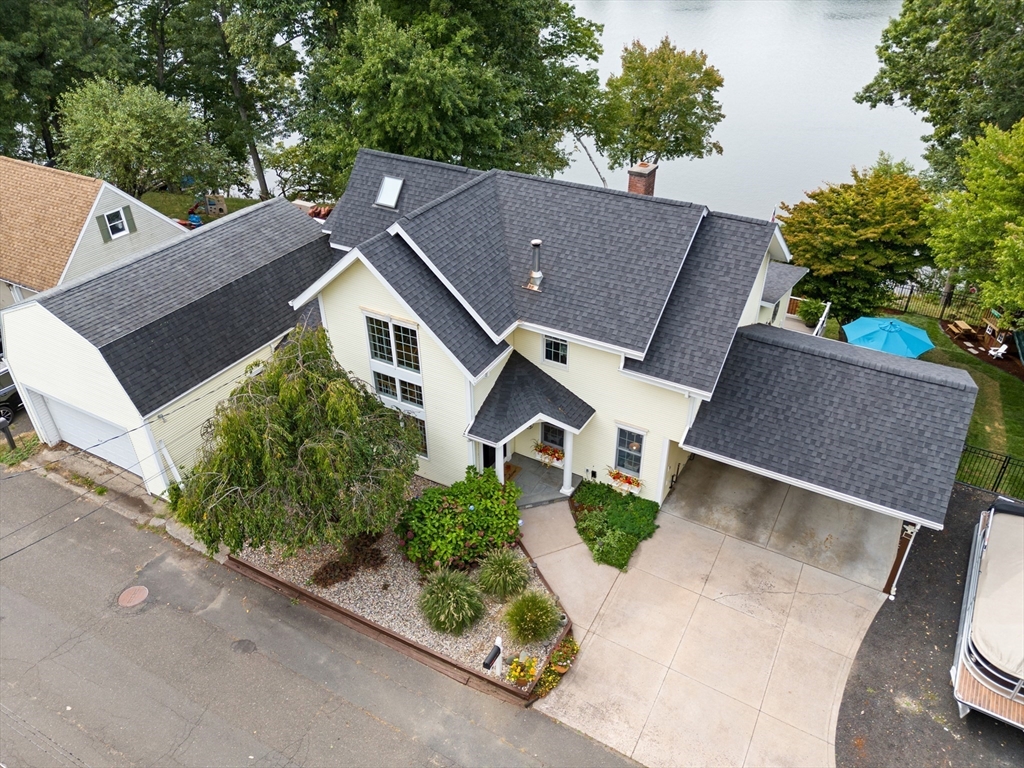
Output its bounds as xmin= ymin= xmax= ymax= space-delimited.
xmin=856 ymin=0 xmax=1024 ymax=188
xmin=172 ymin=325 xmax=421 ymax=556
xmin=929 ymin=119 xmax=1024 ymax=324
xmin=777 ymin=154 xmax=933 ymax=323
xmin=58 ymin=78 xmax=239 ymax=197
xmin=592 ymin=37 xmax=724 ymax=170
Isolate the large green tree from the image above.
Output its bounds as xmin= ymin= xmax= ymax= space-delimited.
xmin=856 ymin=0 xmax=1024 ymax=188
xmin=294 ymin=0 xmax=602 ymax=197
xmin=777 ymin=154 xmax=933 ymax=323
xmin=929 ymin=119 xmax=1024 ymax=324
xmin=173 ymin=325 xmax=421 ymax=556
xmin=0 ymin=0 xmax=129 ymax=159
xmin=592 ymin=37 xmax=724 ymax=172
xmin=58 ymin=78 xmax=239 ymax=196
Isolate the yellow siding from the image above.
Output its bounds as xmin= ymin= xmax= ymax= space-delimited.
xmin=320 ymin=259 xmax=471 ymax=485
xmin=147 ymin=346 xmax=275 ymax=475
xmin=739 ymin=253 xmax=771 ymax=326
xmin=510 ymin=329 xmax=691 ymax=502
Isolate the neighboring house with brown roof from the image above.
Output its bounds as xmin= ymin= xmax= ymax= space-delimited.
xmin=0 ymin=157 xmax=186 ymax=310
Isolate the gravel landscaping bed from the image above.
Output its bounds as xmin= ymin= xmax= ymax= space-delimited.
xmin=239 ymin=532 xmax=561 ymax=678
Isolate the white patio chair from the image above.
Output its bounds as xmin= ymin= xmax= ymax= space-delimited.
xmin=987 ymin=344 xmax=1008 ymax=359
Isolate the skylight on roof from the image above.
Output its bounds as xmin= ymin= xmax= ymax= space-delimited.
xmin=376 ymin=176 xmax=404 ymax=208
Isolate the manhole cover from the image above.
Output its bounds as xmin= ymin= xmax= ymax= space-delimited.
xmin=118 ymin=585 xmax=149 ymax=607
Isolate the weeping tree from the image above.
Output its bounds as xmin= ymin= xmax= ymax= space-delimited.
xmin=172 ymin=325 xmax=421 ymax=556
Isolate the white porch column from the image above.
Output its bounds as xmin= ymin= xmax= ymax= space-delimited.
xmin=560 ymin=431 xmax=575 ymax=495
xmin=496 ymin=443 xmax=506 ymax=484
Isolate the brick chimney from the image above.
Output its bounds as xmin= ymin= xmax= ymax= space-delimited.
xmin=627 ymin=162 xmax=658 ymax=195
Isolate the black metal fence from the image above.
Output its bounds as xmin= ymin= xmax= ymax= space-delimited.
xmin=956 ymin=444 xmax=1024 ymax=501
xmin=881 ymin=284 xmax=986 ymax=325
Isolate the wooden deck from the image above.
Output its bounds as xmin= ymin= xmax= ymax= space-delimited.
xmin=955 ymin=659 xmax=1024 ymax=728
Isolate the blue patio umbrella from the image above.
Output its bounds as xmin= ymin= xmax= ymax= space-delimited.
xmin=842 ymin=317 xmax=935 ymax=358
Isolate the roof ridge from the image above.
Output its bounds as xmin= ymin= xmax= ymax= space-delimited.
xmin=0 ymin=156 xmax=103 ymax=190
xmin=400 ymin=169 xmax=499 ymax=222
xmin=737 ymin=324 xmax=975 ymax=391
xmin=495 ymin=169 xmax=711 ymax=213
xmin=357 ymin=148 xmax=481 ymax=176
xmin=706 ymin=210 xmax=776 ymax=227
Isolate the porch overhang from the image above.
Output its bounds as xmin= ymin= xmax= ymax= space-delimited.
xmin=465 ymin=351 xmax=595 ymax=447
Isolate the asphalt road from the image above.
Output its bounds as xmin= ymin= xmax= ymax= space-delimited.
xmin=836 ymin=484 xmax=1024 ymax=768
xmin=0 ymin=466 xmax=635 ymax=768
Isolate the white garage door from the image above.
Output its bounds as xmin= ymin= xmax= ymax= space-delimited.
xmin=44 ymin=397 xmax=142 ymax=477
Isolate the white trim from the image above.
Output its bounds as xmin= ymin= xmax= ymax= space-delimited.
xmin=465 ymin=378 xmax=476 ymax=465
xmin=142 ymin=422 xmax=170 ymax=494
xmin=681 ymin=444 xmax=943 ymax=531
xmin=657 ymin=437 xmax=671 ymax=502
xmin=466 ymin=411 xmax=595 ymax=448
xmin=100 ymin=183 xmax=188 ymax=231
xmin=472 ymin=346 xmax=514 ymax=384
xmin=613 ymin=423 xmax=648 ymax=478
xmin=760 ymin=300 xmax=777 ymax=309
xmin=617 ymin=360 xmax=712 ymax=400
xmin=102 ymin=207 xmax=131 ymax=240
xmin=639 ymin=207 xmax=707 ymax=360
xmin=678 ymin=397 xmax=700 ymax=445
xmin=58 ymin=188 xmax=105 ymax=285
xmin=317 ymin=293 xmax=328 ymax=334
xmin=329 ymin=241 xmax=350 ymax=251
xmin=1 ymin=278 xmax=38 ymax=294
xmin=289 ymin=248 xmax=361 ymax=308
xmin=159 ymin=439 xmax=183 ymax=483
xmin=9 ymin=284 xmax=23 ymax=302
xmin=388 ymin=222 xmax=508 ymax=344
xmin=541 ymin=334 xmax=569 ymax=369
xmin=519 ymin=322 xmax=639 ymax=358
xmin=142 ymin=332 xmax=288 ymax=418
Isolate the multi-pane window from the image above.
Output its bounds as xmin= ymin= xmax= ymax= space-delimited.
xmin=544 ymin=336 xmax=568 ymax=365
xmin=615 ymin=428 xmax=644 ymax=475
xmin=393 ymin=325 xmax=420 ymax=371
xmin=541 ymin=423 xmax=565 ymax=448
xmin=105 ymin=209 xmax=127 ymax=237
xmin=400 ymin=380 xmax=423 ymax=407
xmin=410 ymin=416 xmax=428 ymax=456
xmin=366 ymin=317 xmax=394 ymax=363
xmin=373 ymin=372 xmax=397 ymax=399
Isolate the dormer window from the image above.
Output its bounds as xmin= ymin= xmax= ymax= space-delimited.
xmin=375 ymin=176 xmax=404 ymax=208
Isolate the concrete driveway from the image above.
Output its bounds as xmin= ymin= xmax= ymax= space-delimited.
xmin=523 ymin=460 xmax=898 ymax=767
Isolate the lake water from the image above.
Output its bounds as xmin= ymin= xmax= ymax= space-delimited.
xmin=559 ymin=0 xmax=927 ymax=218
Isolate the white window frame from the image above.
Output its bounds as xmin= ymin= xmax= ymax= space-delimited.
xmin=363 ymin=311 xmax=427 ymax=455
xmin=542 ymin=335 xmax=569 ymax=368
xmin=541 ymin=422 xmax=565 ymax=449
xmin=104 ymin=207 xmax=129 ymax=239
xmin=613 ymin=423 xmax=647 ymax=478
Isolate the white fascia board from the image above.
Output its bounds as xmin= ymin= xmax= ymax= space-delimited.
xmin=681 ymin=444 xmax=943 ymax=531
xmin=760 ymin=300 xmax=776 ymax=309
xmin=354 ymin=252 xmax=476 ymax=382
xmin=772 ymin=225 xmax=793 ymax=263
xmin=329 ymin=241 xmax=349 ymax=251
xmin=639 ymin=206 xmax=708 ymax=360
xmin=58 ymin=189 xmax=104 ymax=285
xmin=104 ymin=183 xmax=189 ymax=231
xmin=387 ymin=222 xmax=507 ymax=345
xmin=617 ymin=359 xmax=712 ymax=401
xmin=141 ymin=331 xmax=289 ymax=419
xmin=518 ymin=322 xmax=639 ymax=359
xmin=289 ymin=249 xmax=361 ymax=309
xmin=468 ymin=345 xmax=514 ymax=386
xmin=465 ymin=411 xmax=591 ymax=448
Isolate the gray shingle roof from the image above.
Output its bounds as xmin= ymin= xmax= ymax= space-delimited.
xmin=761 ymin=261 xmax=809 ymax=305
xmin=357 ymin=231 xmax=507 ymax=378
xmin=683 ymin=324 xmax=978 ymax=528
xmin=466 ymin=351 xmax=595 ymax=445
xmin=323 ymin=149 xmax=480 ymax=248
xmin=396 ymin=172 xmax=706 ymax=354
xmin=40 ymin=199 xmax=337 ymax=415
xmin=623 ymin=213 xmax=776 ymax=394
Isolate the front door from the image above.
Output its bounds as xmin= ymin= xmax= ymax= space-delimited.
xmin=483 ymin=444 xmax=496 ymax=469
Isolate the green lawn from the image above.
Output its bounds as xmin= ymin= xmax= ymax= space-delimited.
xmin=141 ymin=191 xmax=261 ymax=223
xmin=898 ymin=313 xmax=1024 ymax=457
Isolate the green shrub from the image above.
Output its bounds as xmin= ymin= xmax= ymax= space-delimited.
xmin=478 ymin=548 xmax=530 ymax=600
xmin=797 ymin=298 xmax=827 ymax=327
xmin=605 ymin=496 xmax=659 ymax=541
xmin=397 ymin=466 xmax=522 ymax=571
xmin=572 ymin=480 xmax=622 ymax=510
xmin=593 ymin=529 xmax=640 ymax=570
xmin=575 ymin=507 xmax=610 ymax=542
xmin=504 ymin=591 xmax=561 ymax=644
xmin=419 ymin=568 xmax=485 ymax=635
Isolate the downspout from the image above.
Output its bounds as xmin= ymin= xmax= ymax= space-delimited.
xmin=885 ymin=522 xmax=920 ymax=600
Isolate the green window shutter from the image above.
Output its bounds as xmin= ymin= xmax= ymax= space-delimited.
xmin=122 ymin=205 xmax=137 ymax=233
xmin=95 ymin=214 xmax=112 ymax=243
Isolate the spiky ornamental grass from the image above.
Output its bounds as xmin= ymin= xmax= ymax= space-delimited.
xmin=419 ymin=568 xmax=485 ymax=635
xmin=477 ymin=548 xmax=530 ymax=600
xmin=171 ymin=325 xmax=421 ymax=557
xmin=504 ymin=591 xmax=561 ymax=644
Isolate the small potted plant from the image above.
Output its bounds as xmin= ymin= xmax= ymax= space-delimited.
xmin=607 ymin=467 xmax=643 ymax=493
xmin=532 ymin=440 xmax=565 ymax=468
xmin=549 ymin=636 xmax=579 ymax=674
xmin=506 ymin=656 xmax=538 ymax=686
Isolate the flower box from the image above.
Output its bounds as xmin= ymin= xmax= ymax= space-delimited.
xmin=532 ymin=441 xmax=565 ymax=469
xmin=607 ymin=468 xmax=643 ymax=494
xmin=532 ymin=451 xmax=564 ymax=469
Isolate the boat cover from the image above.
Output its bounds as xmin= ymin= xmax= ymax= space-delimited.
xmin=972 ymin=512 xmax=1024 ymax=679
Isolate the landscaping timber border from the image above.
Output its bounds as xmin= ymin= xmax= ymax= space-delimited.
xmin=225 ymin=551 xmax=572 ymax=707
